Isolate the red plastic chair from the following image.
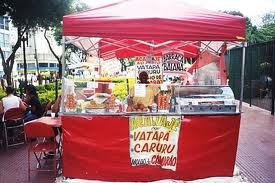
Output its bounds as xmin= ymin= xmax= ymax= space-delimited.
xmin=3 ymin=107 xmax=25 ymax=147
xmin=24 ymin=122 xmax=57 ymax=180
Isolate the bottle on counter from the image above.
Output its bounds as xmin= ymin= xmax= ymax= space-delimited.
xmin=169 ymin=86 xmax=176 ymax=113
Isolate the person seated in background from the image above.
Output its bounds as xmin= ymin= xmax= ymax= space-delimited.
xmin=24 ymin=85 xmax=43 ymax=122
xmin=0 ymin=86 xmax=26 ymax=139
xmin=0 ymin=86 xmax=26 ymax=114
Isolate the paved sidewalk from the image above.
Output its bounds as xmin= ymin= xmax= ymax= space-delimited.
xmin=236 ymin=103 xmax=275 ymax=183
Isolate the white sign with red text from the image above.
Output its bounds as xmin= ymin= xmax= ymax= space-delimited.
xmin=162 ymin=52 xmax=188 ymax=73
xmin=129 ymin=115 xmax=181 ymax=171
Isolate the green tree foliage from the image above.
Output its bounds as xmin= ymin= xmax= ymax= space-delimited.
xmin=258 ymin=12 xmax=275 ymax=42
xmin=224 ymin=11 xmax=275 ymax=43
xmin=0 ymin=0 xmax=74 ymax=84
xmin=223 ymin=11 xmax=260 ymax=43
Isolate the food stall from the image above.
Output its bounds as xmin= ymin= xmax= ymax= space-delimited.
xmin=61 ymin=0 xmax=246 ymax=181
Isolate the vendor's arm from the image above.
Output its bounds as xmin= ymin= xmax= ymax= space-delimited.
xmin=153 ymin=85 xmax=160 ymax=103
xmin=127 ymin=87 xmax=134 ymax=105
xmin=52 ymin=95 xmax=61 ymax=113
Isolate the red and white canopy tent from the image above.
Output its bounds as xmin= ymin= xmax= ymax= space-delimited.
xmin=62 ymin=0 xmax=246 ymax=110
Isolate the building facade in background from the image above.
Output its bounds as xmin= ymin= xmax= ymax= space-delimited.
xmin=15 ymin=29 xmax=61 ymax=79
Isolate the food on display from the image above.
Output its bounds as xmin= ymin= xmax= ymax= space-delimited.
xmin=105 ymin=95 xmax=116 ymax=109
xmin=83 ymin=88 xmax=94 ymax=97
xmin=76 ymin=100 xmax=85 ymax=113
xmin=65 ymin=94 xmax=77 ymax=110
xmin=95 ymin=93 xmax=111 ymax=98
xmin=85 ymin=100 xmax=105 ymax=109
xmin=157 ymin=93 xmax=170 ymax=110
xmin=126 ymin=103 xmax=148 ymax=112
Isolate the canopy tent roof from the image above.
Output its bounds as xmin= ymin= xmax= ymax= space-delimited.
xmin=63 ymin=0 xmax=246 ymax=41
xmin=65 ymin=36 xmax=201 ymax=59
xmin=98 ymin=39 xmax=200 ymax=59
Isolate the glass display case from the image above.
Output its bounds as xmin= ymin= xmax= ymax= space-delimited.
xmin=174 ymin=86 xmax=236 ymax=114
xmin=61 ymin=79 xmax=237 ymax=115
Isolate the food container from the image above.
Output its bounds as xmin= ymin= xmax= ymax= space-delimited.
xmin=152 ymin=103 xmax=157 ymax=113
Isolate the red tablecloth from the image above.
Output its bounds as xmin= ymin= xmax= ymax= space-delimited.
xmin=62 ymin=114 xmax=240 ymax=181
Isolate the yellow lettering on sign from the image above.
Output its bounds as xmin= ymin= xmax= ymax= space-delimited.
xmin=130 ymin=116 xmax=181 ymax=132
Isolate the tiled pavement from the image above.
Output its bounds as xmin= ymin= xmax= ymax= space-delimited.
xmin=236 ymin=103 xmax=275 ymax=183
xmin=0 ymin=145 xmax=55 ymax=183
xmin=0 ymin=103 xmax=275 ymax=183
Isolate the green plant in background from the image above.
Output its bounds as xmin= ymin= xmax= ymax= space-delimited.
xmin=259 ymin=61 xmax=272 ymax=77
xmin=112 ymin=83 xmax=128 ymax=101
xmin=0 ymin=89 xmax=6 ymax=99
xmin=111 ymin=78 xmax=134 ymax=101
xmin=37 ymin=82 xmax=62 ymax=104
xmin=39 ymin=89 xmax=62 ymax=104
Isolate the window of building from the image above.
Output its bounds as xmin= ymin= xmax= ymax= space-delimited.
xmin=49 ymin=63 xmax=56 ymax=67
xmin=0 ymin=17 xmax=3 ymax=29
xmin=39 ymin=63 xmax=48 ymax=67
xmin=17 ymin=63 xmax=24 ymax=69
xmin=0 ymin=33 xmax=4 ymax=47
xmin=4 ymin=34 xmax=9 ymax=47
xmin=27 ymin=63 xmax=36 ymax=68
xmin=3 ymin=16 xmax=8 ymax=30
xmin=0 ymin=33 xmax=10 ymax=48
xmin=0 ymin=16 xmax=9 ymax=30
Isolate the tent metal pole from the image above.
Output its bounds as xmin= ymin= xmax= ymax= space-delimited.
xmin=271 ymin=40 xmax=275 ymax=115
xmin=200 ymin=41 xmax=218 ymax=54
xmin=60 ymin=36 xmax=66 ymax=114
xmin=61 ymin=37 xmax=66 ymax=78
xmin=99 ymin=58 xmax=102 ymax=77
xmin=65 ymin=37 xmax=87 ymax=44
xmin=239 ymin=42 xmax=247 ymax=113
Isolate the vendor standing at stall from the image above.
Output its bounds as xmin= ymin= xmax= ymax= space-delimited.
xmin=127 ymin=71 xmax=159 ymax=112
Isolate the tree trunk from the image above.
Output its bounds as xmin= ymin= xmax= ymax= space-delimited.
xmin=58 ymin=62 xmax=62 ymax=79
xmin=1 ymin=28 xmax=26 ymax=85
xmin=44 ymin=29 xmax=62 ymax=79
xmin=6 ymin=70 xmax=12 ymax=86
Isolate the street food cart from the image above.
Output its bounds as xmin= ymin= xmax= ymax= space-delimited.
xmin=61 ymin=0 xmax=246 ymax=181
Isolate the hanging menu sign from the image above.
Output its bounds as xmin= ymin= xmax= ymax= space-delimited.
xmin=162 ymin=52 xmax=187 ymax=73
xmin=135 ymin=56 xmax=162 ymax=65
xmin=135 ymin=56 xmax=163 ymax=84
